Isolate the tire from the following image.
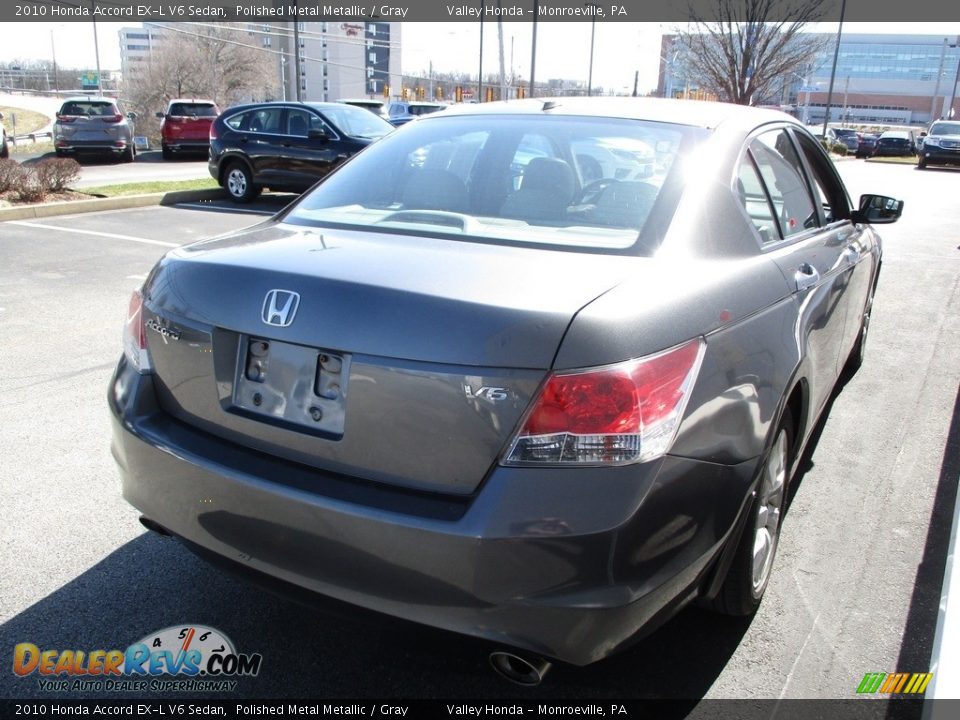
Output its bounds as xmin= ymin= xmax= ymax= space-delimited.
xmin=917 ymin=156 xmax=927 ymax=169
xmin=712 ymin=412 xmax=793 ymax=616
xmin=162 ymin=143 xmax=173 ymax=161
xmin=223 ymin=161 xmax=260 ymax=203
xmin=0 ymin=137 xmax=8 ymax=159
xmin=843 ymin=288 xmax=874 ymax=376
xmin=55 ymin=149 xmax=67 ymax=158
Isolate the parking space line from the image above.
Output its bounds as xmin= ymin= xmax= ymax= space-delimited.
xmin=5 ymin=221 xmax=179 ymax=248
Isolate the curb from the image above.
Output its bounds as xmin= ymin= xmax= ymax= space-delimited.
xmin=0 ymin=188 xmax=226 ymax=222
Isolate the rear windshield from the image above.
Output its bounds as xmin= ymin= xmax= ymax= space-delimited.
xmin=285 ymin=114 xmax=700 ymax=254
xmin=59 ymin=101 xmax=118 ymax=116
xmin=169 ymin=102 xmax=218 ymax=117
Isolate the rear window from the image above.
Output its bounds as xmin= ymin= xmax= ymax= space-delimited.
xmin=169 ymin=103 xmax=218 ymax=117
xmin=286 ymin=114 xmax=698 ymax=253
xmin=59 ymin=101 xmax=118 ymax=117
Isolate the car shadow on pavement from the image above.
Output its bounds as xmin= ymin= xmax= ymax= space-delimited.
xmin=0 ymin=531 xmax=753 ymax=701
xmin=895 ymin=383 xmax=960 ymax=673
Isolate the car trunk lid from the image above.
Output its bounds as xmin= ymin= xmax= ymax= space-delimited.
xmin=142 ymin=222 xmax=634 ymax=495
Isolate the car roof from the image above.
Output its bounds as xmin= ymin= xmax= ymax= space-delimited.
xmin=433 ymin=97 xmax=799 ymax=131
xmin=168 ymin=98 xmax=217 ymax=105
xmin=61 ymin=96 xmax=116 ymax=103
xmin=879 ymin=130 xmax=910 ymax=138
xmin=338 ymin=98 xmax=384 ymax=105
xmin=221 ymin=101 xmax=357 ymax=113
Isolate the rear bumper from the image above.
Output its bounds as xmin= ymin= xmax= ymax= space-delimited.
xmin=109 ymin=357 xmax=759 ymax=666
xmin=164 ymin=140 xmax=209 ymax=152
xmin=55 ymin=139 xmax=129 ymax=153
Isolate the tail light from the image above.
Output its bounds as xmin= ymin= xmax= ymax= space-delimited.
xmin=209 ymin=122 xmax=219 ymax=140
xmin=122 ymin=290 xmax=153 ymax=374
xmin=504 ymin=338 xmax=705 ymax=466
xmin=56 ymin=114 xmax=78 ymax=123
xmin=101 ymin=114 xmax=124 ymax=123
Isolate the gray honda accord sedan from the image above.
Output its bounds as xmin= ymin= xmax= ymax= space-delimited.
xmin=109 ymin=98 xmax=902 ymax=684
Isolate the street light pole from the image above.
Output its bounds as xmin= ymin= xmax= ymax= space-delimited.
xmin=586 ymin=11 xmax=596 ymax=96
xmin=821 ymin=0 xmax=846 ymax=138
xmin=948 ymin=38 xmax=960 ymax=120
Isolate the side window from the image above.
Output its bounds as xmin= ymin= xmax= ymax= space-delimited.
xmin=749 ymin=130 xmax=818 ymax=238
xmin=247 ymin=108 xmax=282 ymax=134
xmin=737 ymin=154 xmax=780 ymax=245
xmin=792 ymin=130 xmax=851 ymax=223
xmin=225 ymin=112 xmax=245 ymax=131
xmin=286 ymin=108 xmax=312 ymax=137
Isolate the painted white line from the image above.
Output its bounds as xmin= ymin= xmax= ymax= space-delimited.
xmin=175 ymin=202 xmax=275 ymax=216
xmin=6 ymin=221 xmax=179 ymax=248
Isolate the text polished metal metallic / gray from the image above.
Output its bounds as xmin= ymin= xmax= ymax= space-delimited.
xmin=109 ymin=97 xmax=901 ymax=671
xmin=261 ymin=290 xmax=300 ymax=327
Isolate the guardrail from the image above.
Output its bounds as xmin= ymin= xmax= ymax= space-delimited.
xmin=8 ymin=131 xmax=52 ymax=145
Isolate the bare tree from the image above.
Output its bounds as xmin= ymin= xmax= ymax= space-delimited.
xmin=674 ymin=0 xmax=833 ymax=106
xmin=124 ymin=23 xmax=278 ymax=138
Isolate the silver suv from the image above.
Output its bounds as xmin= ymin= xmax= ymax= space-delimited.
xmin=53 ymin=96 xmax=137 ymax=162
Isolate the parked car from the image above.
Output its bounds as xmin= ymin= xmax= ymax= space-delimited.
xmin=0 ymin=110 xmax=8 ymax=159
xmin=336 ymin=98 xmax=389 ymax=120
xmin=872 ymin=130 xmax=917 ymax=157
xmin=207 ymin=101 xmax=394 ymax=203
xmin=916 ymin=120 xmax=960 ymax=169
xmin=157 ymin=99 xmax=219 ymax=159
xmin=112 ymin=98 xmax=901 ymax=684
xmin=387 ymin=100 xmax=447 ymax=126
xmin=52 ymin=96 xmax=136 ymax=162
xmin=855 ymin=133 xmax=879 ymax=158
xmin=833 ymin=127 xmax=862 ymax=154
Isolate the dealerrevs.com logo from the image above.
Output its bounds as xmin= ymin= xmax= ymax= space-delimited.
xmin=12 ymin=625 xmax=262 ymax=693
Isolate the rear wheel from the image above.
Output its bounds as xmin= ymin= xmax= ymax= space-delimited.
xmin=161 ymin=143 xmax=173 ymax=161
xmin=223 ymin=161 xmax=260 ymax=203
xmin=0 ymin=136 xmax=8 ymax=159
xmin=917 ymin=156 xmax=927 ymax=169
xmin=843 ymin=289 xmax=874 ymax=376
xmin=713 ymin=413 xmax=793 ymax=616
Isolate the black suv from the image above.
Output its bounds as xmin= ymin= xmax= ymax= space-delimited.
xmin=917 ymin=120 xmax=960 ymax=169
xmin=208 ymin=101 xmax=393 ymax=203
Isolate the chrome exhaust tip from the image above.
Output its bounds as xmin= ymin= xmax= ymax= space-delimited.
xmin=488 ymin=650 xmax=553 ymax=686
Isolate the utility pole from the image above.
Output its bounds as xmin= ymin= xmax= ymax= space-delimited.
xmin=931 ymin=38 xmax=948 ymax=121
xmin=50 ymin=29 xmax=60 ymax=94
xmin=529 ymin=0 xmax=538 ymax=98
xmin=821 ymin=0 xmax=846 ymax=138
xmin=293 ymin=12 xmax=302 ymax=101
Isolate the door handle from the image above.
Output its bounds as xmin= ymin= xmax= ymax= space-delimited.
xmin=843 ymin=245 xmax=861 ymax=264
xmin=795 ymin=263 xmax=820 ymax=292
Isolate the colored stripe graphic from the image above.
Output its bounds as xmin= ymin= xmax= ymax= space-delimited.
xmin=858 ymin=672 xmax=933 ymax=694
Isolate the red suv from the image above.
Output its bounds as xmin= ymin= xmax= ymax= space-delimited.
xmin=157 ymin=99 xmax=219 ymax=159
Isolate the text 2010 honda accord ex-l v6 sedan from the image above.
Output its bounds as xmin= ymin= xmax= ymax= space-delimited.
xmin=109 ymin=98 xmax=902 ymax=685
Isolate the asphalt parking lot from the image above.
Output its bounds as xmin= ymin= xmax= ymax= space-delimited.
xmin=1 ymin=162 xmax=959 ymax=702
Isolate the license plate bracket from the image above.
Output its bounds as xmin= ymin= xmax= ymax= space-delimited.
xmin=232 ymin=336 xmax=349 ymax=438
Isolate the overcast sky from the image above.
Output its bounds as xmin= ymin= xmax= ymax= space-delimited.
xmin=2 ymin=22 xmax=960 ymax=96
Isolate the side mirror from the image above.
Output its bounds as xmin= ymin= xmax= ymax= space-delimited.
xmin=127 ymin=112 xmax=137 ymax=121
xmin=307 ymin=128 xmax=330 ymax=143
xmin=852 ymin=194 xmax=903 ymax=225
xmin=155 ymin=111 xmax=164 ymax=119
